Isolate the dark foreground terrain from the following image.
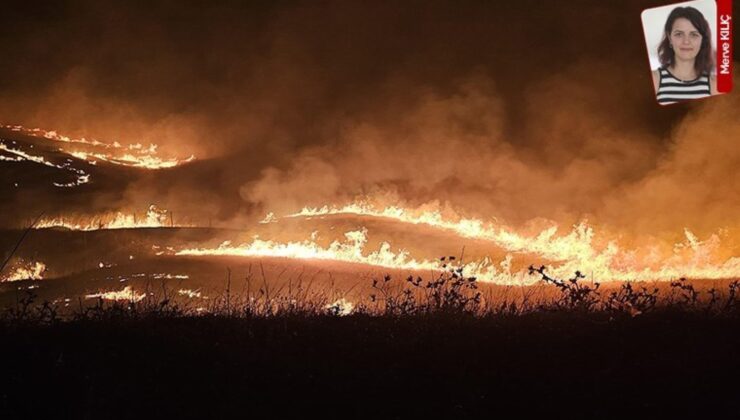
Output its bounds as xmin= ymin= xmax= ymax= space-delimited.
xmin=2 ymin=310 xmax=740 ymax=419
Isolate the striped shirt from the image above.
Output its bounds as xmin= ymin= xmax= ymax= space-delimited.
xmin=656 ymin=67 xmax=711 ymax=105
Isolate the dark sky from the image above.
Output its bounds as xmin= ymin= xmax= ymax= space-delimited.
xmin=0 ymin=0 xmax=738 ymax=238
xmin=0 ymin=0 xmax=690 ymax=147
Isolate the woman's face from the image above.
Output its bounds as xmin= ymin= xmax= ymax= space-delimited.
xmin=669 ymin=17 xmax=703 ymax=62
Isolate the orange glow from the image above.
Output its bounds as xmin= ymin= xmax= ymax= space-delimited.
xmin=3 ymin=124 xmax=195 ymax=169
xmin=176 ymin=228 xmax=517 ymax=283
xmin=0 ymin=141 xmax=90 ymax=187
xmin=1 ymin=261 xmax=46 ymax=282
xmin=326 ymin=298 xmax=354 ymax=316
xmin=272 ymin=201 xmax=740 ymax=283
xmin=178 ymin=289 xmax=204 ymax=299
xmin=36 ymin=205 xmax=184 ymax=230
xmin=85 ymin=286 xmax=146 ymax=302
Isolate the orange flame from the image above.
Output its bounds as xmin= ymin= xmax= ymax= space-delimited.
xmin=0 ymin=141 xmax=90 ymax=187
xmin=85 ymin=286 xmax=146 ymax=302
xmin=277 ymin=201 xmax=740 ymax=283
xmin=176 ymin=228 xmax=518 ymax=283
xmin=36 ymin=205 xmax=184 ymax=230
xmin=1 ymin=261 xmax=46 ymax=282
xmin=2 ymin=124 xmax=195 ymax=169
xmin=326 ymin=298 xmax=355 ymax=316
xmin=178 ymin=289 xmax=204 ymax=299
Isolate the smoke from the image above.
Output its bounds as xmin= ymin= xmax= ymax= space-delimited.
xmin=241 ymin=63 xmax=740 ymax=240
xmin=602 ymin=92 xmax=740 ymax=236
xmin=0 ymin=0 xmax=738 ymax=239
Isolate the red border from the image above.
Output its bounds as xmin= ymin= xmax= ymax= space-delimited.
xmin=717 ymin=0 xmax=733 ymax=93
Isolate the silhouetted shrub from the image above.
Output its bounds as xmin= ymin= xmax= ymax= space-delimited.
xmin=604 ymin=283 xmax=659 ymax=317
xmin=528 ymin=265 xmax=600 ymax=312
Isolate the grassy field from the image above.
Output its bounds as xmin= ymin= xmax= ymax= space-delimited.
xmin=2 ymin=271 xmax=739 ymax=418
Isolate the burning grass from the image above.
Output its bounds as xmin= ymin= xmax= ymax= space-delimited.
xmin=0 ymin=261 xmax=45 ymax=282
xmin=3 ymin=262 xmax=738 ymax=325
xmin=284 ymin=202 xmax=740 ymax=283
xmin=2 ymin=124 xmax=195 ymax=170
xmin=35 ymin=204 xmax=183 ymax=231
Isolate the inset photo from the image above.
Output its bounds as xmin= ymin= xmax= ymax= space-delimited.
xmin=641 ymin=0 xmax=725 ymax=105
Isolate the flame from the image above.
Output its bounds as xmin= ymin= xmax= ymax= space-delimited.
xmin=2 ymin=261 xmax=46 ymax=282
xmin=289 ymin=202 xmax=599 ymax=261
xmin=0 ymin=141 xmax=90 ymax=187
xmin=153 ymin=274 xmax=190 ymax=280
xmin=326 ymin=298 xmax=354 ymax=316
xmin=177 ymin=229 xmax=439 ymax=270
xmin=85 ymin=286 xmax=146 ymax=302
xmin=2 ymin=124 xmax=195 ymax=169
xmin=259 ymin=212 xmax=277 ymax=224
xmin=68 ymin=150 xmax=194 ymax=169
xmin=278 ymin=201 xmax=740 ymax=283
xmin=176 ymin=228 xmax=515 ymax=283
xmin=36 ymin=205 xmax=183 ymax=230
xmin=178 ymin=289 xmax=203 ymax=298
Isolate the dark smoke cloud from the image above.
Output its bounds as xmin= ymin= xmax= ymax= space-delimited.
xmin=0 ymin=0 xmax=738 ymax=238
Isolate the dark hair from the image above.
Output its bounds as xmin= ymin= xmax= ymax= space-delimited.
xmin=657 ymin=7 xmax=713 ymax=75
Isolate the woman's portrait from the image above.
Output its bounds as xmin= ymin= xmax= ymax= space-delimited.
xmin=641 ymin=1 xmax=719 ymax=105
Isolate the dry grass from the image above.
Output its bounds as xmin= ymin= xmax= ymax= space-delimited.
xmin=3 ymin=261 xmax=738 ymax=326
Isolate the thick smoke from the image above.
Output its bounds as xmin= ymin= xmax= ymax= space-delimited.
xmin=0 ymin=0 xmax=738 ymax=240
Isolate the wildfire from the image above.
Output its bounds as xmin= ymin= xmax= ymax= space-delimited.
xmin=5 ymin=120 xmax=738 ymax=285
xmin=259 ymin=201 xmax=740 ymax=283
xmin=176 ymin=228 xmax=515 ymax=283
xmin=0 ymin=141 xmax=91 ymax=187
xmin=68 ymin=150 xmax=194 ymax=169
xmin=289 ymin=202 xmax=602 ymax=262
xmin=2 ymin=124 xmax=195 ymax=170
xmin=36 ymin=205 xmax=182 ymax=230
xmin=85 ymin=286 xmax=146 ymax=302
xmin=1 ymin=261 xmax=46 ymax=282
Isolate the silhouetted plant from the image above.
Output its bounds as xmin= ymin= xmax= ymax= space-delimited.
xmin=528 ymin=265 xmax=600 ymax=311
xmin=4 ymin=290 xmax=37 ymax=324
xmin=426 ymin=257 xmax=481 ymax=314
xmin=669 ymin=277 xmax=699 ymax=309
xmin=706 ymin=287 xmax=721 ymax=314
xmin=35 ymin=300 xmax=60 ymax=324
xmin=370 ymin=256 xmax=481 ymax=315
xmin=4 ymin=266 xmax=740 ymax=326
xmin=370 ymin=274 xmax=420 ymax=315
xmin=725 ymin=280 xmax=739 ymax=312
xmin=604 ymin=283 xmax=659 ymax=317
